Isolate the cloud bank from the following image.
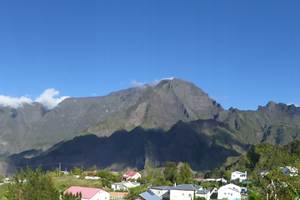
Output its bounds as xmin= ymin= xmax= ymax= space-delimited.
xmin=0 ymin=88 xmax=69 ymax=109
xmin=35 ymin=88 xmax=69 ymax=109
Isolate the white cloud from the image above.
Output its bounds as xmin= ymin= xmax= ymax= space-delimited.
xmin=0 ymin=95 xmax=33 ymax=108
xmin=131 ymin=80 xmax=145 ymax=87
xmin=35 ymin=88 xmax=69 ymax=109
xmin=0 ymin=88 xmax=69 ymax=109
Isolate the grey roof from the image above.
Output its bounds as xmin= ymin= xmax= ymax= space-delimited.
xmin=140 ymin=191 xmax=161 ymax=200
xmin=196 ymin=189 xmax=210 ymax=195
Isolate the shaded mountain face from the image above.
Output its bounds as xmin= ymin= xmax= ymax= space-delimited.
xmin=8 ymin=119 xmax=243 ymax=173
xmin=0 ymin=78 xmax=222 ymax=155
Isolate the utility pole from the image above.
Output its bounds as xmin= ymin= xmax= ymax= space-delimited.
xmin=58 ymin=162 xmax=61 ymax=176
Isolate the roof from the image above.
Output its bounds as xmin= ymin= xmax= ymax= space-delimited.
xmin=65 ymin=186 xmax=105 ymax=199
xmin=140 ymin=191 xmax=161 ymax=200
xmin=218 ymin=184 xmax=241 ymax=193
xmin=232 ymin=171 xmax=246 ymax=175
xmin=123 ymin=171 xmax=139 ymax=177
xmin=196 ymin=189 xmax=210 ymax=195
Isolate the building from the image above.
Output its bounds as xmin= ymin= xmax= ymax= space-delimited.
xmin=150 ymin=184 xmax=204 ymax=200
xmin=111 ymin=181 xmax=141 ymax=191
xmin=109 ymin=192 xmax=128 ymax=200
xmin=196 ymin=187 xmax=217 ymax=200
xmin=281 ymin=166 xmax=298 ymax=177
xmin=230 ymin=171 xmax=247 ymax=182
xmin=137 ymin=191 xmax=161 ymax=200
xmin=217 ymin=184 xmax=241 ymax=200
xmin=64 ymin=186 xmax=110 ymax=200
xmin=195 ymin=177 xmax=228 ymax=184
xmin=122 ymin=171 xmax=142 ymax=181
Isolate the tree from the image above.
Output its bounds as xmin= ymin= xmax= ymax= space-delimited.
xmin=4 ymin=168 xmax=79 ymax=200
xmin=163 ymin=162 xmax=178 ymax=183
xmin=71 ymin=167 xmax=83 ymax=176
xmin=176 ymin=163 xmax=193 ymax=184
xmin=61 ymin=192 xmax=81 ymax=200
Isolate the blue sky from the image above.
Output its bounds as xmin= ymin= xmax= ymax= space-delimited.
xmin=0 ymin=0 xmax=299 ymax=110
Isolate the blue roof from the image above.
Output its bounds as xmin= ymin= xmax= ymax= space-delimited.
xmin=140 ymin=191 xmax=161 ymax=200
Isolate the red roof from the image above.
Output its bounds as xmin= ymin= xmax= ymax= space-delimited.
xmin=123 ymin=170 xmax=138 ymax=177
xmin=65 ymin=186 xmax=104 ymax=199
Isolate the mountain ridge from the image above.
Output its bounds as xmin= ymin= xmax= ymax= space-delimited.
xmin=1 ymin=78 xmax=300 ymax=174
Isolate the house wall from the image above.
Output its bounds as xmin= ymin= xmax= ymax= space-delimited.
xmin=217 ymin=188 xmax=241 ymax=200
xmin=170 ymin=190 xmax=194 ymax=200
xmin=88 ymin=191 xmax=110 ymax=200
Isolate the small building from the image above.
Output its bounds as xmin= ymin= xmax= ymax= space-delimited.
xmin=64 ymin=186 xmax=110 ymax=200
xmin=259 ymin=170 xmax=269 ymax=177
xmin=84 ymin=176 xmax=101 ymax=180
xmin=231 ymin=171 xmax=247 ymax=182
xmin=217 ymin=183 xmax=241 ymax=200
xmin=138 ymin=191 xmax=161 ymax=200
xmin=122 ymin=171 xmax=142 ymax=181
xmin=281 ymin=166 xmax=298 ymax=177
xmin=196 ymin=187 xmax=217 ymax=200
xmin=196 ymin=177 xmax=228 ymax=184
xmin=111 ymin=181 xmax=140 ymax=191
xmin=150 ymin=184 xmax=205 ymax=200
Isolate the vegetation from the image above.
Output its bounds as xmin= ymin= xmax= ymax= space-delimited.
xmin=0 ymin=141 xmax=300 ymax=199
xmin=222 ymin=140 xmax=300 ymax=200
xmin=4 ymin=168 xmax=80 ymax=200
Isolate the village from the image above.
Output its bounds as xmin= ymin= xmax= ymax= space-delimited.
xmin=1 ymin=164 xmax=297 ymax=200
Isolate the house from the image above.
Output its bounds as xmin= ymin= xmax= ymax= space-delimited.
xmin=230 ymin=171 xmax=247 ymax=182
xmin=217 ymin=183 xmax=242 ymax=200
xmin=150 ymin=184 xmax=204 ymax=200
xmin=137 ymin=190 xmax=161 ymax=200
xmin=64 ymin=186 xmax=110 ymax=200
xmin=259 ymin=170 xmax=270 ymax=177
xmin=196 ymin=187 xmax=217 ymax=200
xmin=111 ymin=181 xmax=140 ymax=191
xmin=281 ymin=166 xmax=298 ymax=177
xmin=122 ymin=171 xmax=141 ymax=181
xmin=109 ymin=192 xmax=128 ymax=200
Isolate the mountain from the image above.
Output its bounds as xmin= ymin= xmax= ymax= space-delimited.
xmin=0 ymin=78 xmax=222 ymax=155
xmin=2 ymin=78 xmax=300 ymax=174
xmin=217 ymin=102 xmax=300 ymax=145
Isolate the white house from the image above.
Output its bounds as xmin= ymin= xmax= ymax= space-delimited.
xmin=231 ymin=171 xmax=247 ymax=182
xmin=281 ymin=166 xmax=298 ymax=177
xmin=111 ymin=181 xmax=141 ymax=191
xmin=64 ymin=186 xmax=110 ymax=200
xmin=122 ymin=171 xmax=142 ymax=181
xmin=150 ymin=184 xmax=205 ymax=200
xmin=217 ymin=184 xmax=241 ymax=200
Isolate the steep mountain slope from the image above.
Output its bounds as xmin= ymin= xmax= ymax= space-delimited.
xmin=8 ymin=119 xmax=243 ymax=173
xmin=0 ymin=78 xmax=222 ymax=155
xmin=217 ymin=102 xmax=300 ymax=145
